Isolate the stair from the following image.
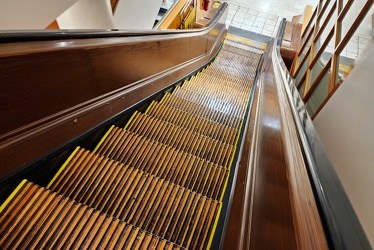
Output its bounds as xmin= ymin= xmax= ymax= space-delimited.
xmin=0 ymin=180 xmax=182 ymax=249
xmin=0 ymin=36 xmax=264 ymax=249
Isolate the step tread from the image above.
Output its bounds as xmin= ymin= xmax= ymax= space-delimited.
xmin=0 ymin=181 xmax=183 ymax=250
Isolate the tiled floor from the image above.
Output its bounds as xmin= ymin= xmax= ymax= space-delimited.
xmin=224 ymin=0 xmax=373 ymax=60
xmin=225 ymin=0 xmax=318 ymax=37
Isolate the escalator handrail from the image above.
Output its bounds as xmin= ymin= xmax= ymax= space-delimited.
xmin=273 ymin=18 xmax=371 ymax=250
xmin=0 ymin=3 xmax=227 ymax=43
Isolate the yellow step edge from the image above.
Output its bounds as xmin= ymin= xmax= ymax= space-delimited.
xmin=46 ymin=147 xmax=81 ymax=189
xmin=171 ymin=86 xmax=179 ymax=94
xmin=219 ymin=169 xmax=230 ymax=202
xmin=123 ymin=111 xmax=139 ymax=130
xmin=0 ymin=179 xmax=27 ymax=213
xmin=228 ymin=146 xmax=237 ymax=170
xmin=93 ymin=125 xmax=115 ymax=153
xmin=226 ymin=33 xmax=267 ymax=50
xmin=207 ymin=202 xmax=223 ymax=250
xmin=160 ymin=92 xmax=169 ymax=103
xmin=235 ymin=122 xmax=244 ymax=147
xmin=144 ymin=100 xmax=156 ymax=115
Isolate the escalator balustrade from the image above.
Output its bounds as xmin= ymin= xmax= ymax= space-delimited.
xmin=0 ymin=37 xmax=264 ymax=249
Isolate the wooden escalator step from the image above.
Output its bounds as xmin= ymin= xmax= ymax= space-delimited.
xmin=125 ymin=113 xmax=233 ymax=167
xmin=173 ymin=87 xmax=245 ymax=118
xmin=95 ymin=127 xmax=228 ymax=198
xmin=47 ymin=148 xmax=220 ymax=249
xmin=161 ymin=93 xmax=242 ymax=130
xmin=146 ymin=102 xmax=237 ymax=145
xmin=0 ymin=180 xmax=182 ymax=250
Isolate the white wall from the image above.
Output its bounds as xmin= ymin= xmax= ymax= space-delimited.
xmin=114 ymin=0 xmax=163 ymax=29
xmin=57 ymin=0 xmax=115 ymax=29
xmin=314 ymin=40 xmax=374 ymax=246
xmin=0 ymin=0 xmax=78 ymax=29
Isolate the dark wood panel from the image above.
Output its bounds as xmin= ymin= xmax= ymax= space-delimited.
xmin=222 ymin=36 xmax=327 ymax=249
xmin=0 ymin=35 xmax=205 ymax=136
xmin=222 ymin=42 xmax=297 ymax=249
xmin=249 ymin=70 xmax=297 ymax=249
xmin=0 ymin=12 xmax=227 ymax=178
xmin=222 ymin=68 xmax=259 ymax=250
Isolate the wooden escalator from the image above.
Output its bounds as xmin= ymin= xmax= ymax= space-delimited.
xmin=0 ymin=37 xmax=264 ymax=249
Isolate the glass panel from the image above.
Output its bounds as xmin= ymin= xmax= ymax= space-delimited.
xmin=305 ymin=70 xmax=331 ymax=116
xmin=302 ymin=23 xmax=314 ymax=45
xmin=341 ymin=0 xmax=349 ymax=12
xmin=340 ymin=1 xmax=371 ymax=42
xmin=317 ymin=0 xmax=335 ymax=32
xmin=335 ymin=5 xmax=374 ymax=85
xmin=302 ymin=9 xmax=317 ymax=42
xmin=314 ymin=2 xmax=336 ymax=54
xmin=298 ymin=81 xmax=306 ymax=96
xmin=298 ymin=31 xmax=313 ymax=68
xmin=314 ymin=27 xmax=335 ymax=58
xmin=295 ymin=54 xmax=310 ymax=85
xmin=309 ymin=36 xmax=333 ymax=87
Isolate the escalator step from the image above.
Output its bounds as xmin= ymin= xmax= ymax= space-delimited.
xmin=173 ymin=87 xmax=245 ymax=118
xmin=182 ymin=77 xmax=249 ymax=106
xmin=204 ymin=64 xmax=255 ymax=85
xmin=187 ymin=72 xmax=249 ymax=91
xmin=0 ymin=180 xmax=182 ymax=250
xmin=197 ymin=70 xmax=253 ymax=91
xmin=95 ymin=127 xmax=228 ymax=199
xmin=161 ymin=92 xmax=242 ymax=130
xmin=47 ymin=148 xmax=219 ymax=249
xmin=126 ymin=113 xmax=234 ymax=168
xmin=188 ymin=70 xmax=253 ymax=90
xmin=146 ymin=101 xmax=237 ymax=145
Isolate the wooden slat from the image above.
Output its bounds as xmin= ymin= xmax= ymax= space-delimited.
xmin=0 ymin=181 xmax=183 ymax=250
xmin=48 ymin=148 xmax=219 ymax=248
xmin=94 ymin=128 xmax=228 ymax=198
xmin=125 ymin=113 xmax=234 ymax=167
xmin=147 ymin=102 xmax=237 ymax=145
xmin=161 ymin=93 xmax=242 ymax=130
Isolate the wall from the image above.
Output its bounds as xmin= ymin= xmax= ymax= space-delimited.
xmin=0 ymin=0 xmax=78 ymax=29
xmin=57 ymin=0 xmax=115 ymax=29
xmin=313 ymin=40 xmax=374 ymax=246
xmin=114 ymin=0 xmax=163 ymax=29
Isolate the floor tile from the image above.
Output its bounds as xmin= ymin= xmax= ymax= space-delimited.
xmin=228 ymin=9 xmax=237 ymax=15
xmin=262 ymin=30 xmax=274 ymax=37
xmin=231 ymin=21 xmax=242 ymax=28
xmin=267 ymin=14 xmax=278 ymax=20
xmin=224 ymin=0 xmax=320 ymax=39
xmin=240 ymin=24 xmax=252 ymax=30
xmin=250 ymin=27 xmax=262 ymax=33
xmin=257 ymin=12 xmax=268 ymax=18
xmin=243 ymin=17 xmax=255 ymax=25
xmin=263 ymin=24 xmax=275 ymax=32
xmin=235 ymin=12 xmax=246 ymax=18
xmin=255 ymin=17 xmax=266 ymax=23
xmin=247 ymin=9 xmax=259 ymax=15
xmin=237 ymin=6 xmax=248 ymax=13
xmin=265 ymin=19 xmax=277 ymax=26
xmin=253 ymin=21 xmax=265 ymax=29
xmin=233 ymin=16 xmax=244 ymax=23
